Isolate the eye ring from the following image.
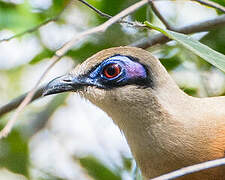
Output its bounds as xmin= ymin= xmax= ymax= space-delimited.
xmin=103 ymin=63 xmax=121 ymax=79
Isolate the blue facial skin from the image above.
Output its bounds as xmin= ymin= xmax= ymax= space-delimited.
xmin=43 ymin=55 xmax=152 ymax=96
xmin=83 ymin=55 xmax=150 ymax=89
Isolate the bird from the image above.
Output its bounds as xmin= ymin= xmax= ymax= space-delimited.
xmin=43 ymin=46 xmax=225 ymax=180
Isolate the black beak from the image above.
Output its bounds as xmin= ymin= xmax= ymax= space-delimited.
xmin=43 ymin=74 xmax=86 ymax=96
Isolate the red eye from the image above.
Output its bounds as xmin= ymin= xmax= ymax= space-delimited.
xmin=103 ymin=63 xmax=121 ymax=78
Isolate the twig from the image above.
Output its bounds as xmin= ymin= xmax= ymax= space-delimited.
xmin=0 ymin=0 xmax=149 ymax=138
xmin=0 ymin=86 xmax=45 ymax=117
xmin=0 ymin=0 xmax=71 ymax=43
xmin=151 ymin=157 xmax=225 ymax=180
xmin=1 ymin=14 xmax=225 ymax=118
xmin=0 ymin=57 xmax=61 ymax=138
xmin=78 ymin=0 xmax=111 ymax=19
xmin=0 ymin=1 xmax=224 ymax=178
xmin=149 ymin=0 xmax=175 ymax=30
xmin=191 ymin=0 xmax=225 ymax=13
xmin=0 ymin=17 xmax=58 ymax=43
xmin=56 ymin=0 xmax=147 ymax=57
xmin=77 ymin=0 xmax=142 ymax=26
xmin=132 ymin=14 xmax=225 ymax=48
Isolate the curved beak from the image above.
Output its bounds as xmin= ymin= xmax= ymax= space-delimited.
xmin=43 ymin=74 xmax=86 ymax=96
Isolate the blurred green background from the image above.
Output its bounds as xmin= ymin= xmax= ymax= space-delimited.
xmin=0 ymin=0 xmax=224 ymax=179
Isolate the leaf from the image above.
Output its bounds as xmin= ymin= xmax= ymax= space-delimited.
xmin=160 ymin=56 xmax=181 ymax=71
xmin=180 ymin=86 xmax=198 ymax=96
xmin=201 ymin=27 xmax=225 ymax=54
xmin=79 ymin=156 xmax=122 ymax=180
xmin=0 ymin=127 xmax=29 ymax=177
xmin=30 ymin=48 xmax=54 ymax=64
xmin=122 ymin=156 xmax=133 ymax=171
xmin=144 ymin=21 xmax=225 ymax=72
xmin=133 ymin=5 xmax=149 ymax=22
xmin=100 ymin=0 xmax=127 ymax=16
xmin=49 ymin=0 xmax=71 ymax=17
xmin=0 ymin=1 xmax=39 ymax=32
xmin=208 ymin=0 xmax=225 ymax=7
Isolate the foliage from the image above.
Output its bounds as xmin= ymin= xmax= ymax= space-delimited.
xmin=0 ymin=127 xmax=29 ymax=177
xmin=144 ymin=21 xmax=225 ymax=72
xmin=0 ymin=0 xmax=224 ymax=179
xmin=79 ymin=156 xmax=122 ymax=180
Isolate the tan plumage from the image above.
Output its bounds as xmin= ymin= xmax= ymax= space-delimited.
xmin=44 ymin=47 xmax=225 ymax=179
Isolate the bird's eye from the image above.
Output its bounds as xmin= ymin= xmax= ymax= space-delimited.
xmin=103 ymin=63 xmax=121 ymax=79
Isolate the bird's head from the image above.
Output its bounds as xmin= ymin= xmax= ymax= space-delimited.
xmin=44 ymin=47 xmax=176 ymax=122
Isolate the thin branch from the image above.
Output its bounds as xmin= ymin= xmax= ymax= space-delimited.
xmin=0 ymin=0 xmax=149 ymax=138
xmin=131 ymin=14 xmax=225 ymax=48
xmin=151 ymin=157 xmax=225 ymax=180
xmin=0 ymin=86 xmax=44 ymax=117
xmin=78 ymin=0 xmax=111 ymax=19
xmin=149 ymin=0 xmax=175 ymax=30
xmin=1 ymin=2 xmax=225 ymax=177
xmin=1 ymin=14 xmax=225 ymax=118
xmin=0 ymin=0 xmax=71 ymax=43
xmin=0 ymin=57 xmax=61 ymax=138
xmin=0 ymin=17 xmax=58 ymax=43
xmin=191 ymin=0 xmax=225 ymax=13
xmin=56 ymin=0 xmax=147 ymax=57
xmin=77 ymin=0 xmax=142 ymax=26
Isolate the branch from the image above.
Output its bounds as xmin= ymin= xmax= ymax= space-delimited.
xmin=191 ymin=0 xmax=225 ymax=13
xmin=78 ymin=0 xmax=111 ymax=19
xmin=78 ymin=0 xmax=143 ymax=26
xmin=151 ymin=157 xmax=225 ymax=180
xmin=0 ymin=17 xmax=58 ymax=43
xmin=56 ymin=0 xmax=147 ymax=57
xmin=0 ymin=58 xmax=61 ymax=138
xmin=1 ymin=0 xmax=224 ymax=119
xmin=0 ymin=0 xmax=72 ymax=43
xmin=1 ymin=2 xmax=225 ymax=177
xmin=149 ymin=0 xmax=175 ymax=30
xmin=131 ymin=14 xmax=225 ymax=48
xmin=0 ymin=86 xmax=44 ymax=117
xmin=0 ymin=0 xmax=149 ymax=138
xmin=1 ymin=14 xmax=225 ymax=119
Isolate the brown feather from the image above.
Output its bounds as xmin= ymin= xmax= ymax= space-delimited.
xmin=69 ymin=47 xmax=225 ymax=179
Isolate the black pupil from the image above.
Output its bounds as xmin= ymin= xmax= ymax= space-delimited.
xmin=107 ymin=65 xmax=116 ymax=76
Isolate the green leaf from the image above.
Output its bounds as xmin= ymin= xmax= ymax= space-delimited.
xmin=208 ymin=0 xmax=225 ymax=7
xmin=122 ymin=156 xmax=133 ymax=171
xmin=144 ymin=21 xmax=225 ymax=72
xmin=160 ymin=56 xmax=181 ymax=71
xmin=201 ymin=27 xmax=225 ymax=54
xmin=48 ymin=0 xmax=70 ymax=17
xmin=79 ymin=156 xmax=122 ymax=180
xmin=181 ymin=86 xmax=198 ymax=96
xmin=30 ymin=48 xmax=54 ymax=64
xmin=0 ymin=1 xmax=39 ymax=32
xmin=0 ymin=127 xmax=29 ymax=177
xmin=133 ymin=5 xmax=149 ymax=22
xmin=100 ymin=0 xmax=126 ymax=16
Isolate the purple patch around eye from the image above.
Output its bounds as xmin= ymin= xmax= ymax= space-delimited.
xmin=109 ymin=55 xmax=147 ymax=79
xmin=125 ymin=61 xmax=147 ymax=79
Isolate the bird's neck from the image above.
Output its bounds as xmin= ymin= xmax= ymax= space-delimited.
xmin=109 ymin=79 xmax=189 ymax=134
xmin=105 ymin=82 xmax=192 ymax=178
